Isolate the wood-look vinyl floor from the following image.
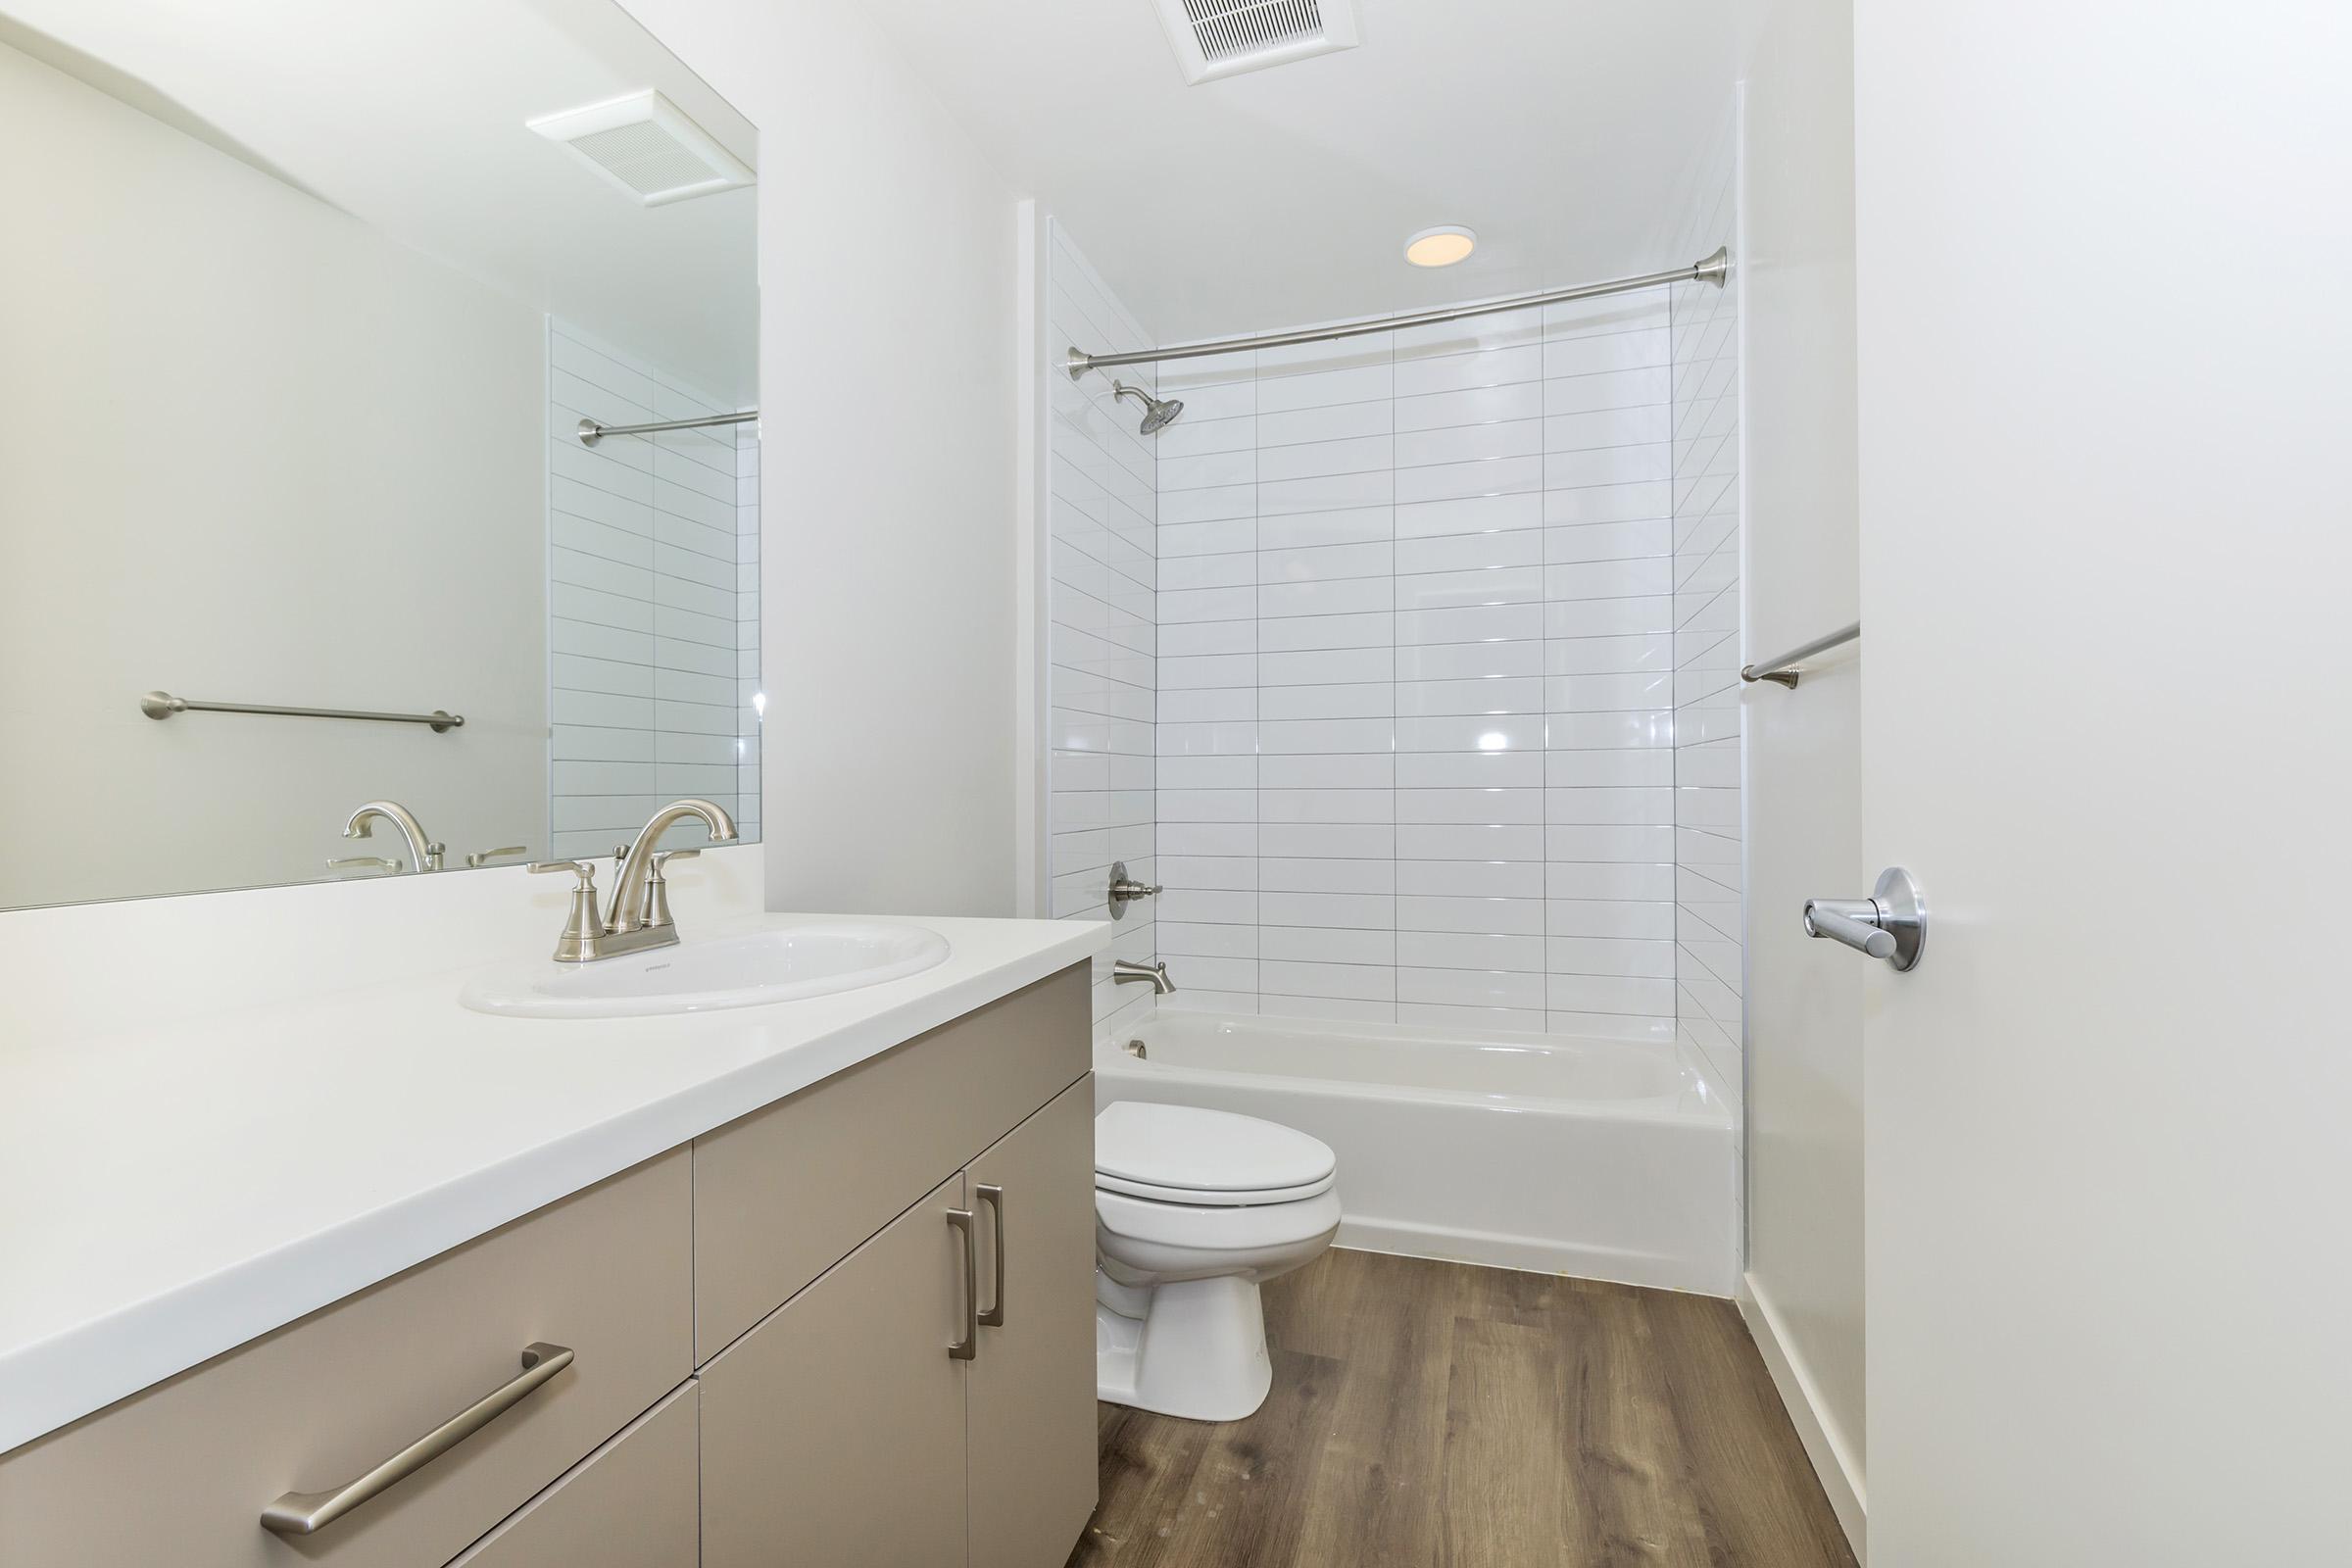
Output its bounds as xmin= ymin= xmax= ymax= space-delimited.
xmin=1067 ymin=1250 xmax=1856 ymax=1568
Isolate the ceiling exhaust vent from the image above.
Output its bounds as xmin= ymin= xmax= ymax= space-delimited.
xmin=527 ymin=90 xmax=753 ymax=207
xmin=1153 ymin=0 xmax=1360 ymax=84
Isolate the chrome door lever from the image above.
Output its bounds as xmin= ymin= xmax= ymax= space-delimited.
xmin=1804 ymin=866 xmax=1927 ymax=971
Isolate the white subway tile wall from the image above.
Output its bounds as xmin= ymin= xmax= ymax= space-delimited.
xmin=1152 ymin=288 xmax=1690 ymax=1038
xmin=546 ymin=320 xmax=760 ymax=861
xmin=1045 ymin=225 xmax=1159 ymax=1033
xmin=1667 ymin=130 xmax=1742 ymax=1093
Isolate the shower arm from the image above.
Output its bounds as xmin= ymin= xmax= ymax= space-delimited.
xmin=1066 ymin=247 xmax=1729 ymax=379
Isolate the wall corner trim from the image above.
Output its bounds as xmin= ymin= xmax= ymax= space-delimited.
xmin=1738 ymin=1273 xmax=1868 ymax=1562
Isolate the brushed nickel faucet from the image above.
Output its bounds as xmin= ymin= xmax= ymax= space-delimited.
xmin=1112 ymin=958 xmax=1176 ymax=994
xmin=527 ymin=798 xmax=740 ymax=963
xmin=341 ymin=801 xmax=443 ymax=873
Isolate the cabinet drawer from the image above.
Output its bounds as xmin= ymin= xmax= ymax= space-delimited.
xmin=692 ymin=961 xmax=1089 ymax=1355
xmin=449 ymin=1380 xmax=698 ymax=1568
xmin=0 ymin=1149 xmax=692 ymax=1568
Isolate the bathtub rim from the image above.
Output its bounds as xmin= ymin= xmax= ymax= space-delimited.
xmin=1094 ymin=1009 xmax=1735 ymax=1131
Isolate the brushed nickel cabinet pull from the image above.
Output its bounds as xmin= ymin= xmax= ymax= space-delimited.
xmin=976 ymin=1185 xmax=1007 ymax=1329
xmin=947 ymin=1209 xmax=979 ymax=1361
xmin=259 ymin=1342 xmax=574 ymax=1536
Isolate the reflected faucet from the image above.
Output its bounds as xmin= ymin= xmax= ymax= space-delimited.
xmin=1113 ymin=958 xmax=1176 ymax=995
xmin=342 ymin=801 xmax=443 ymax=873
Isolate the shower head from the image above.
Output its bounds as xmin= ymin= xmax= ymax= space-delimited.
xmin=1110 ymin=380 xmax=1184 ymax=435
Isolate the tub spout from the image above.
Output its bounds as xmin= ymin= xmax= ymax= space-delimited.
xmin=1113 ymin=958 xmax=1176 ymax=995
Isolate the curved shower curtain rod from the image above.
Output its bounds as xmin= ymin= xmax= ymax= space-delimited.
xmin=1065 ymin=247 xmax=1730 ymax=380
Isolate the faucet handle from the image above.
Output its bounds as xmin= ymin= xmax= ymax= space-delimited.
xmin=529 ymin=861 xmax=606 ymax=963
xmin=467 ymin=846 xmax=528 ymax=869
xmin=1106 ymin=860 xmax=1161 ymax=918
xmin=326 ymin=856 xmax=404 ymax=876
xmin=644 ymin=849 xmax=698 ymax=928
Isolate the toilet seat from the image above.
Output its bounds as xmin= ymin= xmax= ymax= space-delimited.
xmin=1094 ymin=1102 xmax=1336 ymax=1207
xmin=1095 ymin=1187 xmax=1344 ymax=1252
xmin=1095 ymin=1170 xmax=1335 ymax=1204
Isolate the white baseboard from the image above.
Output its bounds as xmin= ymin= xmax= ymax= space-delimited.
xmin=1738 ymin=1273 xmax=1868 ymax=1562
xmin=1336 ymin=1215 xmax=1733 ymax=1298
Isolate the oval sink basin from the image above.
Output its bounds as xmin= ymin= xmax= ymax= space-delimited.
xmin=461 ymin=923 xmax=952 ymax=1018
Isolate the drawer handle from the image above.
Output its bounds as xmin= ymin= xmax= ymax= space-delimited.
xmin=947 ymin=1209 xmax=979 ymax=1361
xmin=259 ymin=1342 xmax=574 ymax=1536
xmin=975 ymin=1185 xmax=1006 ymax=1328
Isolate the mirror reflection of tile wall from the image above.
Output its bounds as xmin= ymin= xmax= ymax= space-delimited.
xmin=548 ymin=321 xmax=761 ymax=863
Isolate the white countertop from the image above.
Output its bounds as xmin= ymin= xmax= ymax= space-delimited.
xmin=0 ymin=911 xmax=1109 ymax=1454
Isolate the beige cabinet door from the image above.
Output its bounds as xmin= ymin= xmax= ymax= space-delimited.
xmin=966 ymin=1077 xmax=1099 ymax=1568
xmin=700 ymin=1170 xmax=973 ymax=1568
xmin=452 ymin=1381 xmax=699 ymax=1568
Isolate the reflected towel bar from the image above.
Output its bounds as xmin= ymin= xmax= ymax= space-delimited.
xmin=1740 ymin=621 xmax=1861 ymax=689
xmin=140 ymin=691 xmax=464 ymax=732
xmin=576 ymin=410 xmax=758 ymax=447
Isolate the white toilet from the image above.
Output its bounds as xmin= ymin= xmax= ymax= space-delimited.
xmin=1092 ymin=1101 xmax=1341 ymax=1422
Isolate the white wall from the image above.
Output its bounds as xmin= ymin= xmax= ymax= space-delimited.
xmin=0 ymin=34 xmax=547 ymax=906
xmin=1041 ymin=224 xmax=1161 ymax=1033
xmin=1733 ymin=0 xmax=1868 ymax=1551
xmin=1145 ymin=295 xmax=1685 ymax=1038
xmin=619 ymin=0 xmax=1023 ymax=918
xmin=545 ymin=320 xmax=761 ymax=861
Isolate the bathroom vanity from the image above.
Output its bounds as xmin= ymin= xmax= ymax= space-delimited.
xmin=0 ymin=0 xmax=1111 ymax=1559
xmin=0 ymin=909 xmax=1106 ymax=1568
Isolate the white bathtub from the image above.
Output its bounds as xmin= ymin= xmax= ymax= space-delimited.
xmin=1093 ymin=1012 xmax=1738 ymax=1296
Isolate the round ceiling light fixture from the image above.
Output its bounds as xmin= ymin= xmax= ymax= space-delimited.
xmin=1403 ymin=224 xmax=1477 ymax=268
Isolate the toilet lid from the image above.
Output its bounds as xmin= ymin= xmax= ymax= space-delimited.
xmin=1094 ymin=1102 xmax=1337 ymax=1201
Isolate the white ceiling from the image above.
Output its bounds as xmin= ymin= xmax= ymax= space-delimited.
xmin=859 ymin=0 xmax=1743 ymax=345
xmin=2 ymin=0 xmax=758 ymax=403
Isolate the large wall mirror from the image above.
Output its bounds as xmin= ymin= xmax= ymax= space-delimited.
xmin=0 ymin=0 xmax=760 ymax=909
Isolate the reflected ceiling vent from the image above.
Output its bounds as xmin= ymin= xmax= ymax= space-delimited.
xmin=1152 ymin=0 xmax=1360 ymax=84
xmin=527 ymin=89 xmax=753 ymax=207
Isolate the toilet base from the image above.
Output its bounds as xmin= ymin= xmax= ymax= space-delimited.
xmin=1094 ymin=1273 xmax=1272 ymax=1422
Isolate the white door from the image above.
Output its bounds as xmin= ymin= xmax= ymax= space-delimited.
xmin=1852 ymin=4 xmax=2352 ymax=1562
